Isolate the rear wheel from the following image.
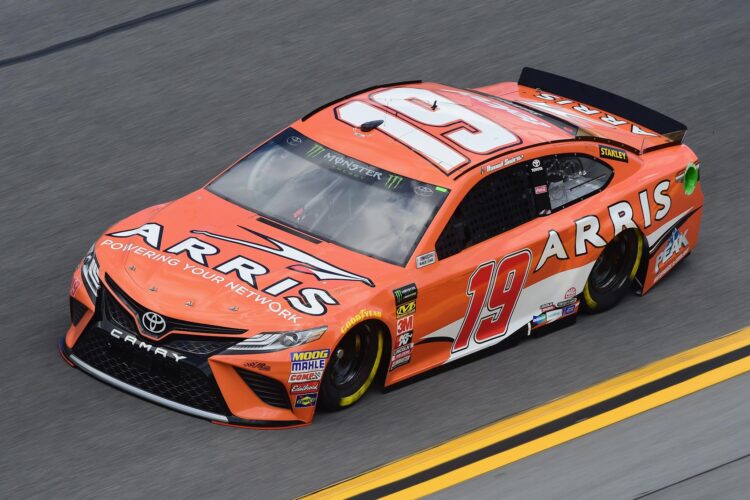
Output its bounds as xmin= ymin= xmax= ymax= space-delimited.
xmin=318 ymin=323 xmax=384 ymax=410
xmin=583 ymin=230 xmax=643 ymax=313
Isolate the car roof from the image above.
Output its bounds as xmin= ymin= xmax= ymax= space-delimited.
xmin=292 ymin=81 xmax=577 ymax=188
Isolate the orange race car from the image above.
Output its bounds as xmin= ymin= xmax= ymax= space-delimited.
xmin=60 ymin=68 xmax=703 ymax=427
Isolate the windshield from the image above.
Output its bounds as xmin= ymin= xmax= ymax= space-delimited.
xmin=208 ymin=128 xmax=450 ymax=265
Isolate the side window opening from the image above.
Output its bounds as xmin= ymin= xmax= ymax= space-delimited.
xmin=435 ymin=165 xmax=535 ymax=259
xmin=543 ymin=155 xmax=612 ymax=211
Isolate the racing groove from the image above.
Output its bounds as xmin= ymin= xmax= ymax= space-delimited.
xmin=1 ymin=0 xmax=749 ymax=498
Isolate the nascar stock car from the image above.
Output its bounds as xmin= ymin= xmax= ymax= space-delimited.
xmin=61 ymin=68 xmax=702 ymax=427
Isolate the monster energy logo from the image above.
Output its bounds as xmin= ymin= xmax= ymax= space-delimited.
xmin=385 ymin=175 xmax=404 ymax=190
xmin=306 ymin=144 xmax=325 ymax=158
xmin=393 ymin=283 xmax=417 ymax=305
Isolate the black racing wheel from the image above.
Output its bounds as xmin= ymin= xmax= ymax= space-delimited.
xmin=318 ymin=323 xmax=384 ymax=410
xmin=582 ymin=230 xmax=643 ymax=313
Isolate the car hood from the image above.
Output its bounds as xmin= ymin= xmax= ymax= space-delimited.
xmin=96 ymin=190 xmax=387 ymax=333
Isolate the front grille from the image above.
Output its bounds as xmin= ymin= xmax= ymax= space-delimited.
xmin=103 ymin=289 xmax=137 ymax=332
xmin=237 ymin=369 xmax=291 ymax=409
xmin=162 ymin=337 xmax=237 ymax=356
xmin=73 ymin=328 xmax=227 ymax=415
xmin=105 ymin=274 xmax=246 ymax=338
xmin=70 ymin=297 xmax=88 ymax=326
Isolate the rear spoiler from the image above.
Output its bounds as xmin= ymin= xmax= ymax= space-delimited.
xmin=518 ymin=67 xmax=687 ymax=144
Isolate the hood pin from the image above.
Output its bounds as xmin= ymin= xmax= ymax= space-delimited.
xmin=149 ymin=286 xmax=158 ymax=292
xmin=229 ymin=306 xmax=239 ymax=312
xmin=128 ymin=265 xmax=136 ymax=271
xmin=185 ymin=300 xmax=193 ymax=307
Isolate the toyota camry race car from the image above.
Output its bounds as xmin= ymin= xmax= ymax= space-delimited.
xmin=61 ymin=68 xmax=703 ymax=427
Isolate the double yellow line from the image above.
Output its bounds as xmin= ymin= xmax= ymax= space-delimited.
xmin=303 ymin=326 xmax=750 ymax=499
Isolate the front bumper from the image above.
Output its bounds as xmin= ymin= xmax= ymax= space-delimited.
xmin=61 ymin=269 xmax=313 ymax=428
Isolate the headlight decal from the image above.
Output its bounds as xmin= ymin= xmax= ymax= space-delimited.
xmin=81 ymin=247 xmax=101 ymax=298
xmin=226 ymin=326 xmax=327 ymax=353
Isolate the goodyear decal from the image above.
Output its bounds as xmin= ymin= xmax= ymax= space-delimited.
xmin=341 ymin=309 xmax=383 ymax=334
xmin=599 ymin=144 xmax=628 ymax=163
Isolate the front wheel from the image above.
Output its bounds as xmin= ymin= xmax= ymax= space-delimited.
xmin=318 ymin=323 xmax=384 ymax=410
xmin=582 ymin=230 xmax=643 ymax=313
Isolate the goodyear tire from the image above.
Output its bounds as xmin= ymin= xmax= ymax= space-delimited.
xmin=318 ymin=323 xmax=384 ymax=410
xmin=582 ymin=230 xmax=643 ymax=313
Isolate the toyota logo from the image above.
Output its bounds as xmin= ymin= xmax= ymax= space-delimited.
xmin=141 ymin=311 xmax=167 ymax=335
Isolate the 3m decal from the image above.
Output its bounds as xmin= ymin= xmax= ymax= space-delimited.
xmin=288 ymin=371 xmax=323 ymax=383
xmin=396 ymin=315 xmax=414 ymax=335
xmin=336 ymin=87 xmax=520 ymax=173
xmin=453 ymin=250 xmax=532 ymax=353
xmin=599 ymin=145 xmax=628 ymax=162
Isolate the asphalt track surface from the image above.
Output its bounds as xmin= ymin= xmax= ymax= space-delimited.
xmin=435 ymin=372 xmax=750 ymax=499
xmin=1 ymin=1 xmax=748 ymax=498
